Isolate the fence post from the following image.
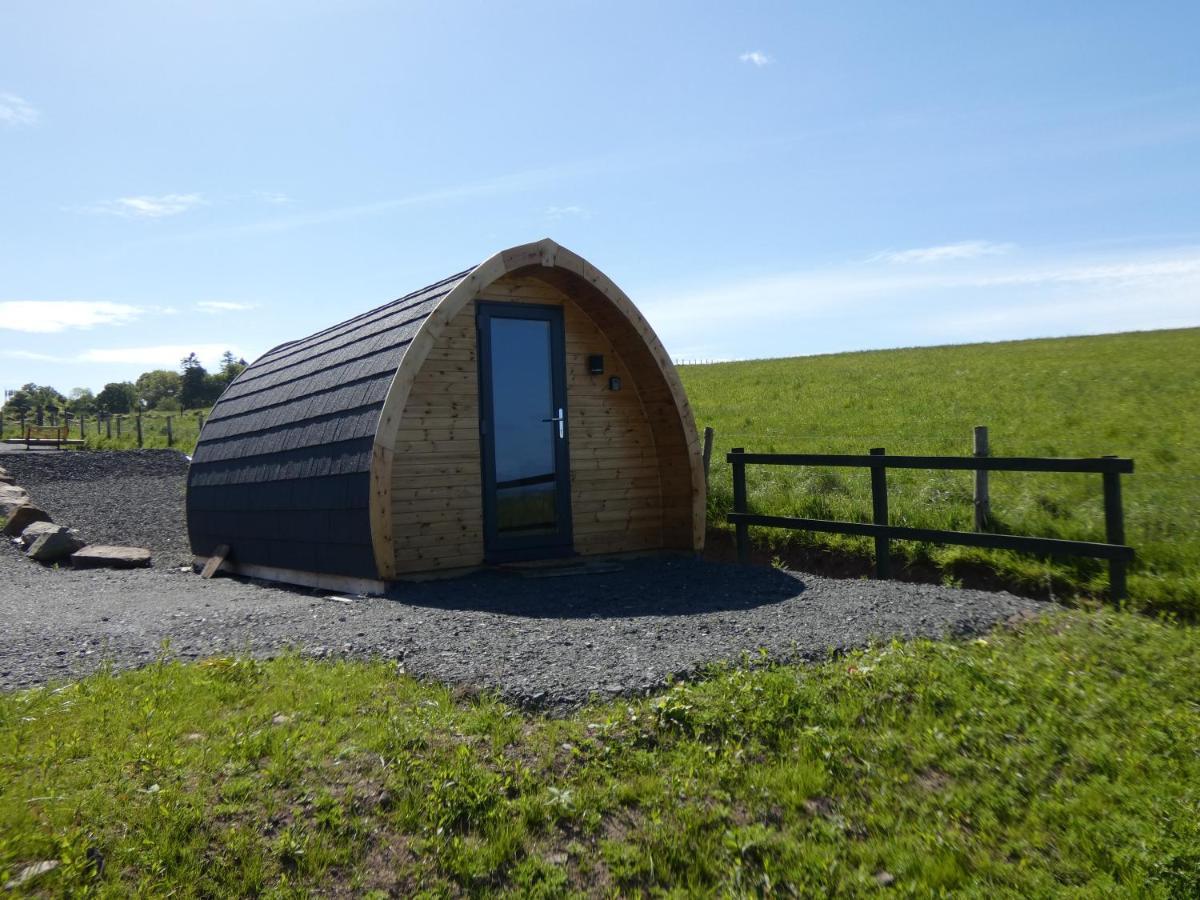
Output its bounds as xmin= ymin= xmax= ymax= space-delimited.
xmin=116 ymin=416 xmax=122 ymax=438
xmin=702 ymin=426 xmax=715 ymax=487
xmin=136 ymin=413 xmax=143 ymax=448
xmin=1103 ymin=456 xmax=1127 ymax=603
xmin=974 ymin=426 xmax=990 ymax=531
xmin=731 ymin=447 xmax=749 ymax=564
xmin=166 ymin=416 xmax=174 ymax=447
xmin=79 ymin=414 xmax=85 ymax=439
xmin=870 ymin=448 xmax=891 ymax=579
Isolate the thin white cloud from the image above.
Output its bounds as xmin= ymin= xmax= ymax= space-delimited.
xmin=545 ymin=205 xmax=590 ymax=220
xmin=739 ymin=51 xmax=773 ymax=67
xmin=873 ymin=240 xmax=1014 ymax=264
xmin=0 ymin=301 xmax=141 ymax=333
xmin=641 ymin=244 xmax=1200 ymax=359
xmin=75 ymin=344 xmax=240 ymax=367
xmin=0 ymin=93 xmax=38 ymax=126
xmin=253 ymin=191 xmax=291 ymax=205
xmin=1 ymin=344 xmax=249 ymax=368
xmin=90 ymin=193 xmax=206 ymax=218
xmin=197 ymin=301 xmax=257 ymax=313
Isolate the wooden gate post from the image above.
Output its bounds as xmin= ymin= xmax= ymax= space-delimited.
xmin=702 ymin=426 xmax=715 ymax=486
xmin=974 ymin=426 xmax=991 ymax=531
xmin=136 ymin=413 xmax=144 ymax=448
xmin=166 ymin=416 xmax=174 ymax=447
xmin=731 ymin=447 xmax=750 ymax=564
xmin=1103 ymin=456 xmax=1127 ymax=602
xmin=870 ymin=448 xmax=891 ymax=579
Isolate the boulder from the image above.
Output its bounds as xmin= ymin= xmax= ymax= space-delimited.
xmin=19 ymin=520 xmax=67 ymax=549
xmin=27 ymin=530 xmax=86 ymax=564
xmin=3 ymin=503 xmax=50 ymax=536
xmin=0 ymin=485 xmax=31 ymax=517
xmin=71 ymin=545 xmax=153 ymax=570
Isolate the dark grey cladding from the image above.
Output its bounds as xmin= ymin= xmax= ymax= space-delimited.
xmin=187 ymin=267 xmax=473 ymax=579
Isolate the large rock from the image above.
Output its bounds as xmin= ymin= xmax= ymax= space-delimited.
xmin=18 ymin=520 xmax=67 ymax=549
xmin=3 ymin=503 xmax=50 ymax=536
xmin=71 ymin=545 xmax=153 ymax=570
xmin=0 ymin=485 xmax=31 ymax=517
xmin=27 ymin=530 xmax=86 ymax=563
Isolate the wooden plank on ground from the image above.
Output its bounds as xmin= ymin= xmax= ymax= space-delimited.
xmin=200 ymin=544 xmax=230 ymax=579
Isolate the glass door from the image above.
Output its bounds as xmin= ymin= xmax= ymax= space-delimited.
xmin=476 ymin=302 xmax=573 ymax=560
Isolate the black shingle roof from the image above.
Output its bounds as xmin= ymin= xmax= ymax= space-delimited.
xmin=187 ymin=267 xmax=473 ymax=579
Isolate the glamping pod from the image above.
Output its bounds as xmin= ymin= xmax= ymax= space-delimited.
xmin=187 ymin=239 xmax=705 ymax=592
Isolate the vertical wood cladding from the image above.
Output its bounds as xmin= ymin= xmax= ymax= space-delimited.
xmin=389 ymin=273 xmax=665 ymax=574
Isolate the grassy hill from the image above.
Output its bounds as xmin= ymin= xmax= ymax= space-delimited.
xmin=679 ymin=327 xmax=1200 ymax=617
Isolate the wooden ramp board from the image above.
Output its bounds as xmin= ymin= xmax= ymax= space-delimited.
xmin=200 ymin=544 xmax=230 ymax=579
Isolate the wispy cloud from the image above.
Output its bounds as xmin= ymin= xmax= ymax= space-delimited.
xmin=642 ymin=244 xmax=1200 ymax=360
xmin=739 ymin=51 xmax=773 ymax=67
xmin=0 ymin=301 xmax=141 ymax=333
xmin=90 ymin=193 xmax=206 ymax=218
xmin=74 ymin=344 xmax=241 ymax=367
xmin=0 ymin=93 xmax=38 ymax=126
xmin=545 ymin=205 xmax=590 ymax=220
xmin=197 ymin=301 xmax=257 ymax=313
xmin=873 ymin=240 xmax=1014 ymax=264
xmin=1 ymin=344 xmax=248 ymax=368
xmin=253 ymin=191 xmax=291 ymax=205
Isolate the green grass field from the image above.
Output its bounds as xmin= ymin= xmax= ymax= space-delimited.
xmin=679 ymin=327 xmax=1200 ymax=617
xmin=2 ymin=610 xmax=1197 ymax=896
xmin=0 ymin=410 xmax=206 ymax=454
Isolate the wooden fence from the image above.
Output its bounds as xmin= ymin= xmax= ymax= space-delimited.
xmin=728 ymin=447 xmax=1135 ymax=600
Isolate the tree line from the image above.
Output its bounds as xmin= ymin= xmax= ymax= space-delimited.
xmin=2 ymin=351 xmax=248 ymax=419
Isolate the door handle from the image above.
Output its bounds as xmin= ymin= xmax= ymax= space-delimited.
xmin=542 ymin=408 xmax=565 ymax=439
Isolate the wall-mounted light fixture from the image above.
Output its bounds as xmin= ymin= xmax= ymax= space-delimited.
xmin=587 ymin=354 xmax=605 ymax=375
xmin=608 ymin=376 xmax=622 ymax=392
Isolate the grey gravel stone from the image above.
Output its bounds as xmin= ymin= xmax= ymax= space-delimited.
xmin=3 ymin=503 xmax=50 ymax=536
xmin=0 ymin=451 xmax=189 ymax=566
xmin=0 ymin=450 xmax=1049 ymax=709
xmin=71 ymin=545 xmax=153 ymax=570
xmin=27 ymin=530 xmax=85 ymax=563
xmin=18 ymin=521 xmax=65 ymax=549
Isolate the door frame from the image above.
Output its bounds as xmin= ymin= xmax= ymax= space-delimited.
xmin=475 ymin=300 xmax=575 ymax=563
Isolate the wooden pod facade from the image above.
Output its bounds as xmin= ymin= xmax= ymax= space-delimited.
xmin=187 ymin=239 xmax=705 ymax=592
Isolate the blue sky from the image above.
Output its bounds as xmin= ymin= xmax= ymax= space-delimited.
xmin=3 ymin=1 xmax=1199 ymax=392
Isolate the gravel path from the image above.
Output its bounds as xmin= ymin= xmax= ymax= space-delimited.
xmin=0 ymin=449 xmax=1047 ymax=708
xmin=0 ymin=450 xmax=191 ymax=567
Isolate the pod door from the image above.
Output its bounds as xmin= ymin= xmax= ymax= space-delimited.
xmin=476 ymin=302 xmax=574 ymax=561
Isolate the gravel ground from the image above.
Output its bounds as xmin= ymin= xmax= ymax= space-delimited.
xmin=0 ymin=450 xmax=191 ymax=567
xmin=0 ymin=449 xmax=1047 ymax=708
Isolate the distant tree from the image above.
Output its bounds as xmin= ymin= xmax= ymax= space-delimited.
xmin=136 ymin=369 xmax=183 ymax=409
xmin=95 ymin=381 xmax=137 ymax=414
xmin=3 ymin=388 xmax=33 ymax=418
xmin=17 ymin=383 xmax=66 ymax=410
xmin=179 ymin=353 xmax=212 ymax=409
xmin=68 ymin=387 xmax=97 ymax=414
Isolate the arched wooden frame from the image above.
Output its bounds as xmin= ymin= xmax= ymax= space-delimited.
xmin=368 ymin=238 xmax=705 ymax=579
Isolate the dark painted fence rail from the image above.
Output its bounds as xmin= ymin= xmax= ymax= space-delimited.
xmin=727 ymin=447 xmax=1135 ymax=600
